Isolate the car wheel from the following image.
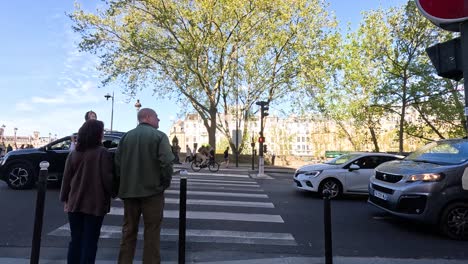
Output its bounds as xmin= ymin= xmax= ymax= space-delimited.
xmin=6 ymin=162 xmax=35 ymax=190
xmin=440 ymin=202 xmax=468 ymax=240
xmin=319 ymin=179 xmax=342 ymax=199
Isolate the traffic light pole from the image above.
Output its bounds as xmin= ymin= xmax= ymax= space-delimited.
xmin=461 ymin=22 xmax=468 ymax=135
xmin=256 ymin=101 xmax=268 ymax=177
xmin=258 ymin=127 xmax=265 ymax=177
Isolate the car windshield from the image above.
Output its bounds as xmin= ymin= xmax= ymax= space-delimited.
xmin=325 ymin=154 xmax=362 ymax=165
xmin=405 ymin=140 xmax=468 ymax=165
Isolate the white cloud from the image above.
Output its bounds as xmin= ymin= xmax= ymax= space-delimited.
xmin=81 ymin=80 xmax=95 ymax=92
xmin=31 ymin=96 xmax=66 ymax=104
xmin=15 ymin=102 xmax=35 ymax=111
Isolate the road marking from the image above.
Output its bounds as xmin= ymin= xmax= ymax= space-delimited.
xmin=49 ymin=224 xmax=296 ymax=245
xmin=185 ymin=172 xmax=249 ymax=178
xmin=172 ymin=177 xmax=259 ymax=185
xmin=108 ymin=207 xmax=284 ymax=223
xmin=170 ymin=182 xmax=261 ymax=188
xmin=166 ymin=198 xmax=275 ymax=208
xmin=168 ymin=185 xmax=265 ymax=192
xmin=165 ymin=190 xmax=268 ymax=198
xmin=115 ymin=198 xmax=274 ymax=208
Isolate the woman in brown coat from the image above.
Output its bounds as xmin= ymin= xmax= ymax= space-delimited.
xmin=60 ymin=119 xmax=113 ymax=264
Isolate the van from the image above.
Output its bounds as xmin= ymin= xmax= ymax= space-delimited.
xmin=368 ymin=138 xmax=468 ymax=240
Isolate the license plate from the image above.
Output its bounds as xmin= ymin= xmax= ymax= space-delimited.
xmin=374 ymin=190 xmax=388 ymax=200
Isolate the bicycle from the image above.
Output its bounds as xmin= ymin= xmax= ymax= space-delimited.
xmin=191 ymin=158 xmax=220 ymax=172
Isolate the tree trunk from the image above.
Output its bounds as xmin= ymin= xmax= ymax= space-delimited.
xmin=369 ymin=127 xmax=380 ymax=152
xmin=399 ymin=78 xmax=408 ymax=154
xmin=208 ymin=107 xmax=217 ymax=151
xmin=337 ymin=121 xmax=357 ymax=150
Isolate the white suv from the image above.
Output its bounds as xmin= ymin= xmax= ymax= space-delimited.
xmin=293 ymin=152 xmax=403 ymax=198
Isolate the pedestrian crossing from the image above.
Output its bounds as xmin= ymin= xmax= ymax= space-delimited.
xmin=48 ymin=170 xmax=297 ymax=246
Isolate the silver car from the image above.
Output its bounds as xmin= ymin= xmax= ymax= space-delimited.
xmin=368 ymin=138 xmax=468 ymax=240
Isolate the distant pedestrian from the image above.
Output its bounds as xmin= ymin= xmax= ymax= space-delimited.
xmin=70 ymin=110 xmax=98 ymax=151
xmin=114 ymin=108 xmax=174 ymax=264
xmin=60 ymin=119 xmax=113 ymax=264
xmin=223 ymin=147 xmax=230 ymax=168
xmin=6 ymin=144 xmax=12 ymax=153
xmin=185 ymin=145 xmax=192 ymax=163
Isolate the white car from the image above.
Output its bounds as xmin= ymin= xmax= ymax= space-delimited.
xmin=293 ymin=152 xmax=404 ymax=198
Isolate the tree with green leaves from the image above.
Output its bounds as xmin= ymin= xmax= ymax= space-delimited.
xmin=71 ymin=0 xmax=338 ymax=151
xmin=306 ymin=1 xmax=463 ymax=154
xmin=371 ymin=1 xmax=461 ymax=152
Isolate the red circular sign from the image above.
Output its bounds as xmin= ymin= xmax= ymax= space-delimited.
xmin=416 ymin=0 xmax=468 ymax=31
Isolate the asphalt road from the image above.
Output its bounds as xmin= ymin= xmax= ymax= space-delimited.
xmin=0 ymin=165 xmax=467 ymax=263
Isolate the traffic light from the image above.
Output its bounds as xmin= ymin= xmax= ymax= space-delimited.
xmin=261 ymin=104 xmax=269 ymax=119
xmin=426 ymin=37 xmax=463 ymax=81
xmin=263 ymin=144 xmax=268 ymax=153
xmin=258 ymin=136 xmax=265 ymax=143
xmin=255 ymin=101 xmax=269 ymax=119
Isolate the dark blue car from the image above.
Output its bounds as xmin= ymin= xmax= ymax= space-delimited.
xmin=0 ymin=131 xmax=123 ymax=190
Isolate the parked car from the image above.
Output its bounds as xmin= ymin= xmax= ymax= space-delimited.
xmin=0 ymin=131 xmax=123 ymax=190
xmin=293 ymin=152 xmax=404 ymax=198
xmin=368 ymin=138 xmax=468 ymax=240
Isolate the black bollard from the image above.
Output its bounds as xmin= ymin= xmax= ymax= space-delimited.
xmin=178 ymin=170 xmax=188 ymax=264
xmin=323 ymin=189 xmax=333 ymax=264
xmin=30 ymin=161 xmax=50 ymax=264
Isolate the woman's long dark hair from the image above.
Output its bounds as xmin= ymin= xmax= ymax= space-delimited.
xmin=76 ymin=120 xmax=104 ymax=152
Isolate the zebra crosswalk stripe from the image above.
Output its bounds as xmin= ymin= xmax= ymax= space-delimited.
xmin=183 ymin=172 xmax=249 ymax=178
xmin=108 ymin=207 xmax=284 ymax=223
xmin=165 ymin=190 xmax=268 ymax=198
xmin=115 ymin=198 xmax=275 ymax=208
xmin=49 ymin=224 xmax=297 ymax=246
xmin=171 ymin=182 xmax=260 ymax=188
xmin=171 ymin=177 xmax=258 ymax=185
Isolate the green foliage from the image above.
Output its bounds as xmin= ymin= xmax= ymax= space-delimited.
xmin=300 ymin=0 xmax=464 ymax=153
xmin=71 ymin=0 xmax=338 ymax=151
xmin=71 ymin=0 xmax=465 ymax=154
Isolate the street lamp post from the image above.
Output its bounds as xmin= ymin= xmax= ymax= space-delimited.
xmin=14 ymin=127 xmax=18 ymax=149
xmin=104 ymin=92 xmax=115 ymax=132
xmin=1 ymin=124 xmax=5 ymax=144
xmin=134 ymin=99 xmax=142 ymax=125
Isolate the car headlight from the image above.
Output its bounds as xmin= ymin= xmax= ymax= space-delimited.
xmin=304 ymin=171 xmax=322 ymax=178
xmin=407 ymin=173 xmax=443 ymax=182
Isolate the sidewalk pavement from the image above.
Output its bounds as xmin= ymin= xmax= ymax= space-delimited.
xmin=1 ymin=257 xmax=466 ymax=264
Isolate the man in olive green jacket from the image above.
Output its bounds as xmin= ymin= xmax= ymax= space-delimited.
xmin=114 ymin=108 xmax=174 ymax=264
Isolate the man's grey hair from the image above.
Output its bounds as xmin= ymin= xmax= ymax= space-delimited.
xmin=137 ymin=108 xmax=156 ymax=122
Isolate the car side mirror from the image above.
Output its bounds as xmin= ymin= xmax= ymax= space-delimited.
xmin=349 ymin=164 xmax=360 ymax=171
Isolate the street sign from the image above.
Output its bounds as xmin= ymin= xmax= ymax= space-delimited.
xmin=231 ymin=129 xmax=243 ymax=146
xmin=416 ymin=0 xmax=468 ymax=32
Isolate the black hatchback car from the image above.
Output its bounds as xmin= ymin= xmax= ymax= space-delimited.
xmin=0 ymin=131 xmax=123 ymax=190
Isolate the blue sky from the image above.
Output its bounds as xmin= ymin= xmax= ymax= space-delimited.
xmin=0 ymin=0 xmax=408 ymax=139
